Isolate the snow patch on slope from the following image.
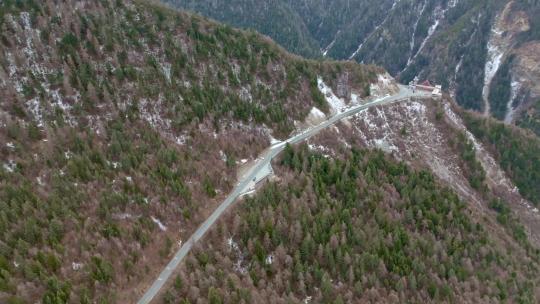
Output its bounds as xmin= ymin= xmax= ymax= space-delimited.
xmin=317 ymin=78 xmax=345 ymax=114
xmin=139 ymin=95 xmax=172 ymax=131
xmin=151 ymin=216 xmax=168 ymax=231
xmin=309 ymin=107 xmax=326 ymax=120
xmin=308 ymin=143 xmax=332 ymax=158
xmin=6 ymin=12 xmax=81 ymax=127
xmin=228 ymin=238 xmax=247 ymax=274
xmin=405 ymin=0 xmax=428 ymax=69
xmin=3 ymin=160 xmax=16 ymax=173
xmin=370 ymin=74 xmax=399 ymax=98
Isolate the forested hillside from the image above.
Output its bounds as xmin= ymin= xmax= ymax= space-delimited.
xmin=0 ymin=0 xmax=379 ymax=302
xmin=461 ymin=112 xmax=540 ymax=205
xmin=2 ymin=0 xmax=539 ymax=303
xmin=162 ymin=145 xmax=540 ymax=303
xmin=160 ymin=0 xmax=322 ymax=59
xmin=163 ymin=0 xmax=540 ymax=132
xmin=517 ymin=99 xmax=540 ymax=136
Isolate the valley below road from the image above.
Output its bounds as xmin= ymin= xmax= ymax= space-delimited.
xmin=137 ymin=85 xmax=433 ymax=303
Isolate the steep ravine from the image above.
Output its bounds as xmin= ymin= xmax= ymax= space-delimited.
xmin=483 ymin=1 xmax=529 ymax=117
xmin=482 ymin=25 xmax=507 ymax=116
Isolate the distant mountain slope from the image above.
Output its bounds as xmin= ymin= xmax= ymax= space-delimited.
xmin=161 ymin=0 xmax=322 ymax=58
xmin=163 ymin=0 xmax=540 ymax=133
xmin=0 ymin=0 xmax=379 ymax=302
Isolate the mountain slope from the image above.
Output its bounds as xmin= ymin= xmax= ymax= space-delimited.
xmin=153 ymin=78 xmax=540 ymax=303
xmin=163 ymin=0 xmax=540 ymax=132
xmin=460 ymin=111 xmax=540 ymax=206
xmin=0 ymin=0 xmax=379 ymax=302
xmin=2 ymin=1 xmax=539 ymax=303
xmin=162 ymin=140 xmax=540 ymax=303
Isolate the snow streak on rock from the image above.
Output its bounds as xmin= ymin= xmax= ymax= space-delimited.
xmin=453 ymin=56 xmax=464 ymax=83
xmin=451 ymin=12 xmax=480 ymax=95
xmin=349 ymin=0 xmax=401 ymax=60
xmin=482 ymin=28 xmax=506 ymax=116
xmin=405 ymin=0 xmax=428 ymax=69
xmin=407 ymin=6 xmax=444 ymax=68
xmin=404 ymin=0 xmax=459 ymax=72
xmin=322 ymin=30 xmax=340 ymax=57
xmin=505 ymin=79 xmax=521 ymax=123
xmin=481 ymin=1 xmax=526 ymax=117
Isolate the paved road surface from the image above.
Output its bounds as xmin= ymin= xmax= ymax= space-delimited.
xmin=137 ymin=85 xmax=432 ymax=304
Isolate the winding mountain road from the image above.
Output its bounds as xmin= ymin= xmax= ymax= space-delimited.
xmin=137 ymin=85 xmax=432 ymax=304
